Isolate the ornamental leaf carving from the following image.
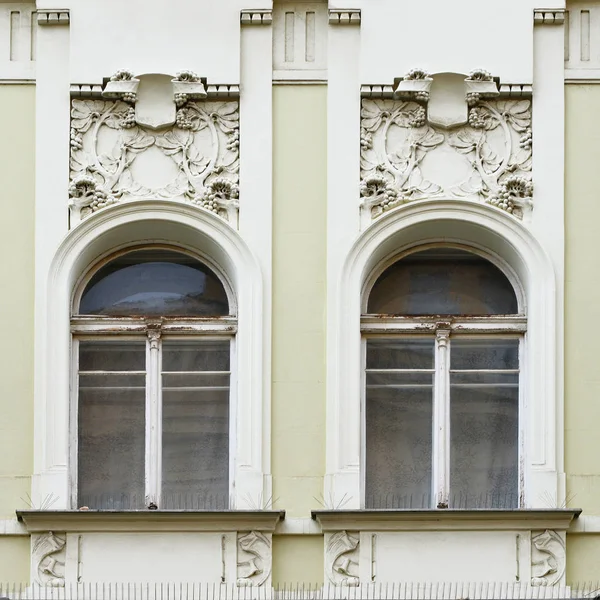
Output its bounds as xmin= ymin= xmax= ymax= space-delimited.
xmin=326 ymin=531 xmax=360 ymax=586
xmin=33 ymin=532 xmax=66 ymax=587
xmin=360 ymin=96 xmax=532 ymax=221
xmin=237 ymin=531 xmax=271 ymax=587
xmin=531 ymin=530 xmax=566 ymax=587
xmin=69 ymin=96 xmax=240 ymax=226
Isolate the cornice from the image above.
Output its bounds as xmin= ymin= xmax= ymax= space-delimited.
xmin=329 ymin=9 xmax=361 ymax=25
xmin=534 ymin=9 xmax=566 ymax=25
xmin=37 ymin=9 xmax=70 ymax=25
xmin=206 ymin=84 xmax=240 ymax=99
xmin=240 ymin=9 xmax=272 ymax=26
xmin=312 ymin=509 xmax=582 ymax=532
xmin=17 ymin=510 xmax=285 ymax=533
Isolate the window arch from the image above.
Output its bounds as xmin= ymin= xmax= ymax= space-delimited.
xmin=71 ymin=245 xmax=236 ymax=510
xmin=362 ymin=245 xmax=525 ymax=510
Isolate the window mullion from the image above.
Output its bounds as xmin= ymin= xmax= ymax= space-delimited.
xmin=145 ymin=327 xmax=162 ymax=508
xmin=433 ymin=327 xmax=451 ymax=508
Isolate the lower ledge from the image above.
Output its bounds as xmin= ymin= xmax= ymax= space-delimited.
xmin=311 ymin=508 xmax=582 ymax=531
xmin=16 ymin=509 xmax=285 ymax=532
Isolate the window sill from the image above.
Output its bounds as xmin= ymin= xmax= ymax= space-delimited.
xmin=311 ymin=508 xmax=581 ymax=532
xmin=16 ymin=509 xmax=285 ymax=533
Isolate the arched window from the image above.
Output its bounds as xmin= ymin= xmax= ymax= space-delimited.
xmin=71 ymin=247 xmax=236 ymax=510
xmin=362 ymin=247 xmax=525 ymax=510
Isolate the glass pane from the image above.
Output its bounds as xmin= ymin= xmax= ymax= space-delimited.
xmin=366 ymin=338 xmax=434 ymax=370
xmin=450 ymin=338 xmax=519 ymax=508
xmin=78 ymin=342 xmax=146 ymax=509
xmin=80 ymin=249 xmax=229 ymax=317
xmin=366 ymin=339 xmax=434 ymax=509
xmin=367 ymin=248 xmax=518 ymax=316
xmin=161 ymin=340 xmax=230 ymax=509
xmin=451 ymin=339 xmax=519 ymax=371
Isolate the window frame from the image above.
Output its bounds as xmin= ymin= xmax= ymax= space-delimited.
xmin=359 ymin=243 xmax=528 ymax=510
xmin=69 ymin=244 xmax=238 ymax=510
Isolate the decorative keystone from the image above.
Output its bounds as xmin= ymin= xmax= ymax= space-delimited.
xmin=240 ymin=9 xmax=273 ymax=25
xmin=534 ymin=9 xmax=565 ymax=25
xmin=37 ymin=10 xmax=70 ymax=25
xmin=329 ymin=9 xmax=361 ymax=25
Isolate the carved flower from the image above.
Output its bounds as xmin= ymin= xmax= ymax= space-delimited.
xmin=467 ymin=69 xmax=493 ymax=81
xmin=174 ymin=70 xmax=200 ymax=82
xmin=68 ymin=174 xmax=116 ymax=213
xmin=360 ymin=174 xmax=398 ymax=210
xmin=110 ymin=69 xmax=135 ymax=81
xmin=404 ymin=68 xmax=430 ymax=80
xmin=199 ymin=177 xmax=240 ymax=213
xmin=487 ymin=176 xmax=533 ymax=214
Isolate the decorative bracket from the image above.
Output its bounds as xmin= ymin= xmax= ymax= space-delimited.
xmin=240 ymin=10 xmax=273 ymax=25
xmin=534 ymin=9 xmax=566 ymax=25
xmin=37 ymin=10 xmax=70 ymax=25
xmin=32 ymin=531 xmax=66 ymax=587
xmin=326 ymin=531 xmax=360 ymax=586
xmin=236 ymin=531 xmax=272 ymax=587
xmin=531 ymin=530 xmax=566 ymax=586
xmin=329 ymin=9 xmax=361 ymax=25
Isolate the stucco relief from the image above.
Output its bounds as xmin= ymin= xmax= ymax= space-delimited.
xmin=68 ymin=94 xmax=239 ymax=226
xmin=531 ymin=530 xmax=566 ymax=586
xmin=32 ymin=532 xmax=66 ymax=587
xmin=360 ymin=71 xmax=532 ymax=222
xmin=326 ymin=531 xmax=360 ymax=586
xmin=236 ymin=531 xmax=271 ymax=587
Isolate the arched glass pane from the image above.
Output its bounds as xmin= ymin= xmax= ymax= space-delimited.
xmin=367 ymin=248 xmax=518 ymax=316
xmin=79 ymin=249 xmax=230 ymax=316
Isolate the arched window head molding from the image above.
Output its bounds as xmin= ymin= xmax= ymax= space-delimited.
xmin=325 ymin=200 xmax=562 ymax=510
xmin=33 ymin=200 xmax=270 ymax=510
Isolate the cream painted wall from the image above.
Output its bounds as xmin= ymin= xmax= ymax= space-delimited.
xmin=565 ymin=84 xmax=600 ymax=582
xmin=272 ymin=85 xmax=327 ymax=517
xmin=272 ymin=536 xmax=324 ymax=586
xmin=0 ymin=85 xmax=34 ymax=582
xmin=0 ymin=85 xmax=35 ymax=518
xmin=565 ymin=85 xmax=600 ymax=516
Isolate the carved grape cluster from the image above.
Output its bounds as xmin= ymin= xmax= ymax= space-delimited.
xmin=467 ymin=92 xmax=481 ymax=107
xmin=122 ymin=92 xmax=137 ymax=104
xmin=226 ymin=129 xmax=240 ymax=151
xmin=176 ymin=107 xmax=194 ymax=129
xmin=414 ymin=91 xmax=430 ymax=103
xmin=360 ymin=128 xmax=373 ymax=150
xmin=175 ymin=93 xmax=189 ymax=108
xmin=120 ymin=107 xmax=137 ymax=129
xmin=409 ymin=106 xmax=427 ymax=128
xmin=468 ymin=107 xmax=488 ymax=129
xmin=70 ymin=128 xmax=83 ymax=150
xmin=519 ymin=127 xmax=532 ymax=150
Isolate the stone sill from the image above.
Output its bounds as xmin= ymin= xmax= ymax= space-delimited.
xmin=311 ymin=509 xmax=581 ymax=532
xmin=16 ymin=510 xmax=285 ymax=533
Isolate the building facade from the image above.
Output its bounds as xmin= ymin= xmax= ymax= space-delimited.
xmin=0 ymin=0 xmax=599 ymax=593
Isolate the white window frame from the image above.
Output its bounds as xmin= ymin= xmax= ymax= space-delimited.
xmin=325 ymin=202 xmax=561 ymax=510
xmin=68 ymin=244 xmax=239 ymax=510
xmin=360 ymin=244 xmax=527 ymax=509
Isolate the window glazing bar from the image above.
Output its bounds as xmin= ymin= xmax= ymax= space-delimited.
xmin=145 ymin=327 xmax=162 ymax=508
xmin=433 ymin=327 xmax=451 ymax=508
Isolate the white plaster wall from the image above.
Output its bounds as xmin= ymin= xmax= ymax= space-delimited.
xmin=50 ymin=0 xmax=271 ymax=84
xmin=331 ymin=0 xmax=565 ymax=84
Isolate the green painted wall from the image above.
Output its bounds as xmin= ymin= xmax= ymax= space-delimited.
xmin=272 ymin=536 xmax=324 ymax=587
xmin=565 ymin=84 xmax=600 ymax=581
xmin=271 ymin=85 xmax=327 ymax=584
xmin=271 ymin=85 xmax=327 ymax=517
xmin=0 ymin=85 xmax=35 ymax=581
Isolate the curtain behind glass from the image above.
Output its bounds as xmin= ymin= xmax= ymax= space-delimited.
xmin=78 ymin=341 xmax=146 ymax=509
xmin=161 ymin=339 xmax=230 ymax=509
xmin=365 ymin=339 xmax=434 ymax=509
